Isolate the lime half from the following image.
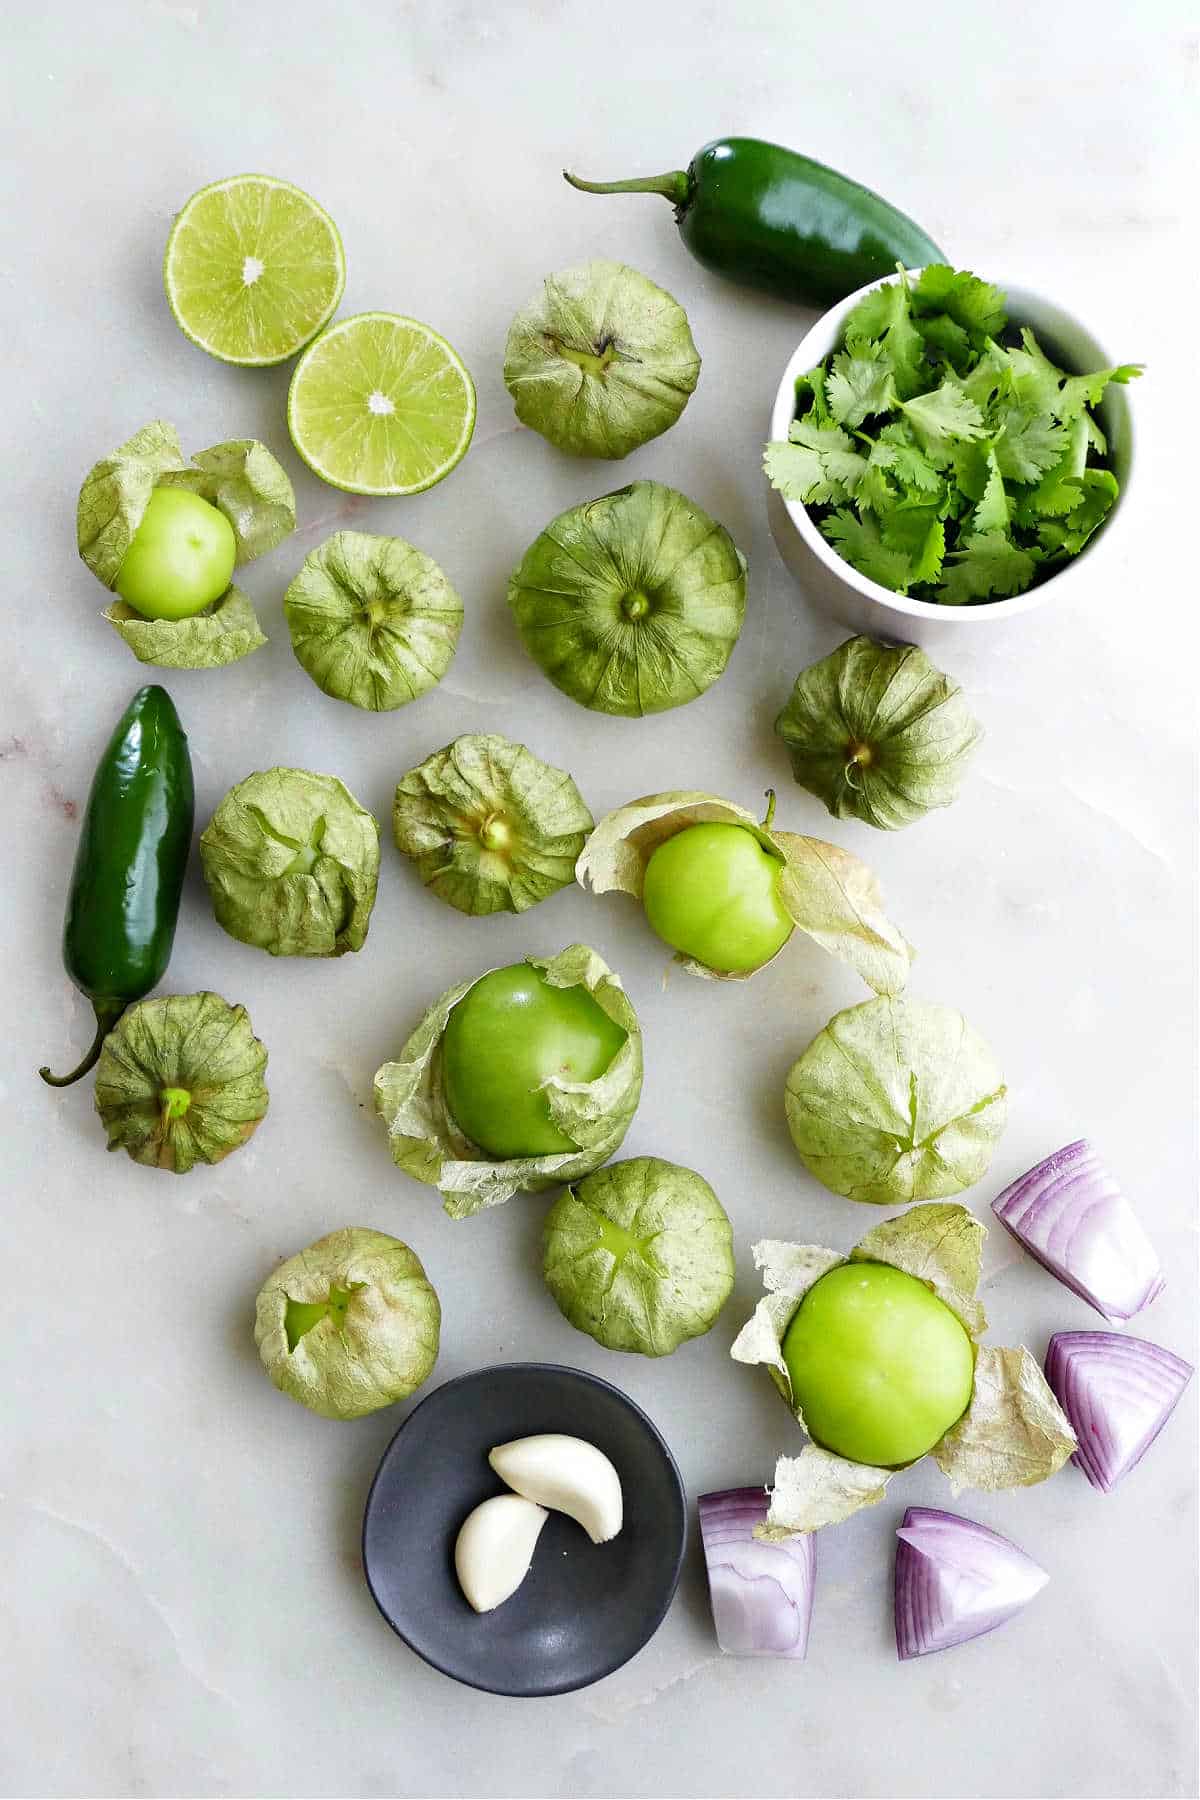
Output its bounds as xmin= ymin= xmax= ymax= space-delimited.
xmin=287 ymin=313 xmax=476 ymax=496
xmin=164 ymin=174 xmax=345 ymax=366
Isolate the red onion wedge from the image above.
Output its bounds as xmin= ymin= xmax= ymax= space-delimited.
xmin=1044 ymin=1331 xmax=1194 ymax=1493
xmin=991 ymin=1139 xmax=1164 ymax=1321
xmin=698 ymin=1487 xmax=815 ymax=1659
xmin=894 ymin=1507 xmax=1048 ymax=1661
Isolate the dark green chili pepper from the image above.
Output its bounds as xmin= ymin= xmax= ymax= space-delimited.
xmin=40 ymin=685 xmax=194 ymax=1087
xmin=564 ymin=137 xmax=944 ymax=308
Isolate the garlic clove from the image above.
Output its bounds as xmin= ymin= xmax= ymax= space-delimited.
xmin=488 ymin=1434 xmax=623 ymax=1544
xmin=454 ymin=1494 xmax=548 ymax=1613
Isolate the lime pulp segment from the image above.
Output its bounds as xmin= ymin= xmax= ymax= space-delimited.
xmin=163 ymin=174 xmax=346 ymax=366
xmin=286 ymin=312 xmax=476 ymax=496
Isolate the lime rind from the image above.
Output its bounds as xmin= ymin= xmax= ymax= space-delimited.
xmin=286 ymin=312 xmax=477 ymax=497
xmin=163 ymin=174 xmax=346 ymax=367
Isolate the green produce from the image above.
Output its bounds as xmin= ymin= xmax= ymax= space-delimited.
xmin=785 ymin=995 xmax=1007 ymax=1205
xmin=285 ymin=530 xmax=463 ymax=711
xmin=577 ymin=790 xmax=911 ymax=991
xmin=781 ymin=1262 xmax=974 ymax=1465
xmin=543 ymin=1157 xmax=734 ymax=1356
xmin=114 ymin=488 xmax=236 ymax=621
xmin=40 ymin=685 xmax=193 ymax=1088
xmin=94 ymin=991 xmax=268 ymax=1173
xmin=731 ymin=1203 xmax=1077 ymax=1536
xmin=775 ymin=637 xmax=981 ymax=829
xmin=374 ymin=944 xmax=643 ymax=1218
xmin=287 ymin=312 xmax=476 ymax=496
xmin=163 ymin=173 xmax=346 ymax=366
xmin=503 ymin=259 xmax=700 ymax=458
xmin=764 ymin=265 xmax=1141 ymax=604
xmin=77 ymin=421 xmax=294 ymax=666
xmin=508 ymin=481 xmax=746 ymax=717
xmin=200 ymin=767 xmax=380 ymax=958
xmin=443 ymin=964 xmax=628 ymax=1159
xmin=392 ymin=733 xmax=593 ymax=916
xmin=642 ymin=819 xmax=793 ymax=975
xmin=254 ymin=1227 xmax=440 ymax=1420
xmin=564 ymin=137 xmax=943 ymax=308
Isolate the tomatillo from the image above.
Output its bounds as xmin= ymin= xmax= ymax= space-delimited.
xmin=115 ymin=486 xmax=237 ymax=621
xmin=641 ymin=822 xmax=793 ymax=973
xmin=442 ymin=963 xmax=628 ymax=1159
xmin=781 ymin=1262 xmax=974 ymax=1466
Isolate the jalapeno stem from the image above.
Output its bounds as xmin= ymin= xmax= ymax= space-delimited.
xmin=38 ymin=1000 xmax=125 ymax=1088
xmin=563 ymin=168 xmax=690 ymax=208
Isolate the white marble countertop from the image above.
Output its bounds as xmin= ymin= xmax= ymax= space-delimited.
xmin=3 ymin=4 xmax=1196 ymax=1796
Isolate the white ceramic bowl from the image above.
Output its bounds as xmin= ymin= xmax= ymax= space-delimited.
xmin=767 ymin=271 xmax=1134 ymax=648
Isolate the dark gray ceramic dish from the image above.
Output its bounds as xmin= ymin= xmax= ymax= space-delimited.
xmin=362 ymin=1362 xmax=687 ymax=1697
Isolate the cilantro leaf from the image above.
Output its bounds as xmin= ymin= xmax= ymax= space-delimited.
xmin=826 ymin=345 xmax=897 ymax=427
xmin=913 ymin=311 xmax=972 ymax=372
xmin=820 ymin=510 xmax=913 ymax=592
xmin=1057 ymin=469 xmax=1119 ymax=554
xmin=843 ymin=272 xmax=927 ymax=398
xmin=937 ymin=531 xmax=1038 ymax=604
xmin=881 ymin=505 xmax=946 ymax=584
xmin=1017 ymin=415 xmax=1089 ymax=519
xmin=912 ymin=266 xmax=1007 ymax=340
xmin=869 ymin=423 xmax=942 ymax=495
xmin=795 ymin=363 xmax=832 ymax=427
xmin=1057 ymin=360 xmax=1143 ymax=422
xmin=992 ymin=405 xmax=1065 ymax=482
xmin=764 ymin=420 xmax=869 ymax=505
xmin=971 ymin=450 xmax=1010 ymax=534
xmin=899 ymin=379 xmax=986 ymax=465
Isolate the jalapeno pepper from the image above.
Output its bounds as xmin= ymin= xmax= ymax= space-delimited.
xmin=564 ymin=137 xmax=944 ymax=308
xmin=39 ymin=685 xmax=194 ymax=1087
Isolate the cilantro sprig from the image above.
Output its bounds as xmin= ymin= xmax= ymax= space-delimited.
xmin=765 ymin=265 xmax=1141 ymax=605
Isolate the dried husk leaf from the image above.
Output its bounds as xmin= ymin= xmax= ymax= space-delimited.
xmin=254 ymin=1227 xmax=441 ymax=1421
xmin=160 ymin=438 xmax=296 ymax=563
xmin=94 ymin=991 xmax=268 ymax=1174
xmin=576 ymin=790 xmax=911 ymax=990
xmin=785 ymin=996 xmax=1007 ymax=1204
xmin=772 ymin=830 xmax=912 ymax=996
xmin=77 ymin=420 xmax=187 ymax=587
xmin=503 ymin=259 xmax=700 ymax=459
xmin=393 ymin=733 xmax=593 ymax=916
xmin=851 ymin=1201 xmax=987 ymax=1337
xmin=200 ymin=768 xmax=380 ymax=958
xmin=508 ymin=482 xmax=746 ymax=717
xmin=102 ymin=585 xmax=267 ymax=669
xmin=775 ymin=637 xmax=982 ymax=830
xmin=760 ymin=1449 xmax=894 ymax=1538
xmin=284 ymin=530 xmax=463 ymax=711
xmin=542 ymin=1156 xmax=734 ymax=1356
xmin=730 ymin=1239 xmax=846 ymax=1391
xmin=373 ymin=943 xmax=643 ymax=1218
xmin=932 ymin=1345 xmax=1077 ymax=1493
xmin=77 ymin=421 xmax=295 ymax=587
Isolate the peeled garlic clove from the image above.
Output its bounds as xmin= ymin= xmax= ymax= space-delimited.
xmin=454 ymin=1494 xmax=548 ymax=1613
xmin=488 ymin=1434 xmax=623 ymax=1544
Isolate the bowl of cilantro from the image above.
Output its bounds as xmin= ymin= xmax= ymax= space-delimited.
xmin=765 ymin=265 xmax=1139 ymax=643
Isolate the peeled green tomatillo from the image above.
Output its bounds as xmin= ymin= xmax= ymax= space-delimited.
xmin=115 ymin=486 xmax=237 ymax=620
xmin=442 ymin=963 xmax=628 ymax=1159
xmin=642 ymin=821 xmax=793 ymax=974
xmin=782 ymin=1262 xmax=974 ymax=1466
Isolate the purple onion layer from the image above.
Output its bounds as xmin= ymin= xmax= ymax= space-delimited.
xmin=1045 ymin=1330 xmax=1194 ymax=1493
xmin=698 ymin=1487 xmax=816 ymax=1659
xmin=894 ymin=1506 xmax=1048 ymax=1661
xmin=991 ymin=1138 xmax=1165 ymax=1322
